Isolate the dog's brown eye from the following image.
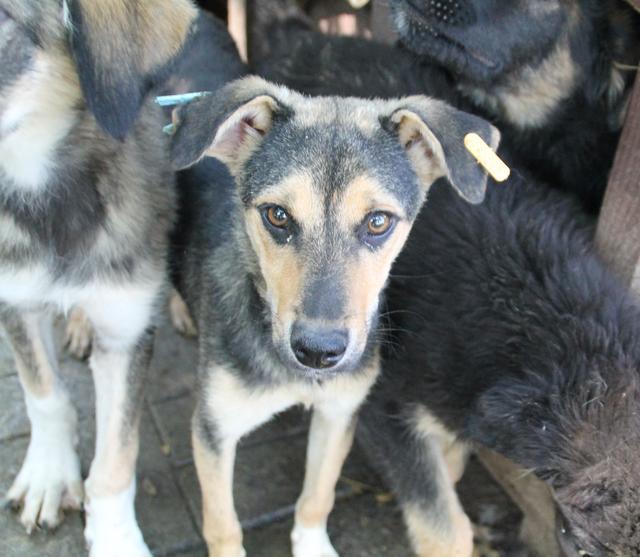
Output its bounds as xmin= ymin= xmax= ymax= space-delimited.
xmin=266 ymin=206 xmax=289 ymax=229
xmin=367 ymin=212 xmax=392 ymax=236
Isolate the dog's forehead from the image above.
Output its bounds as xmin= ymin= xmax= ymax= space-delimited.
xmin=290 ymin=96 xmax=387 ymax=135
xmin=244 ymin=98 xmax=423 ymax=216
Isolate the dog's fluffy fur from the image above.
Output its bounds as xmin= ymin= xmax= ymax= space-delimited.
xmin=356 ymin=175 xmax=640 ymax=557
xmin=252 ymin=0 xmax=640 ymax=213
xmin=0 ymin=1 xmax=201 ymax=555
xmin=169 ymin=74 xmax=498 ymax=557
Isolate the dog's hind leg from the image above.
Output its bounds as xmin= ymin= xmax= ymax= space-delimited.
xmin=81 ymin=286 xmax=160 ymax=557
xmin=357 ymin=402 xmax=474 ymax=557
xmin=2 ymin=307 xmax=83 ymax=533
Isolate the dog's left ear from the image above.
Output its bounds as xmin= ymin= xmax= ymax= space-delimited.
xmin=66 ymin=0 xmax=197 ymax=139
xmin=386 ymin=97 xmax=500 ymax=204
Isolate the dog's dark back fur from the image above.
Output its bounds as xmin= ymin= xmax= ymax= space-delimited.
xmin=252 ymin=0 xmax=640 ymax=213
xmin=359 ymin=175 xmax=640 ymax=555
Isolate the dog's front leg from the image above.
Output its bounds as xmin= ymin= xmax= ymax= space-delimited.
xmin=193 ymin=411 xmax=244 ymax=557
xmin=2 ymin=307 xmax=83 ymax=532
xmin=291 ymin=402 xmax=359 ymax=557
xmin=81 ymin=290 xmax=159 ymax=557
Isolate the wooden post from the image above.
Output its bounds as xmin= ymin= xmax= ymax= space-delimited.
xmin=371 ymin=0 xmax=397 ymax=44
xmin=228 ymin=0 xmax=248 ymax=61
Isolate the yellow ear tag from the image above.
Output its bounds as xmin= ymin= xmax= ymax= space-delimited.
xmin=464 ymin=133 xmax=511 ymax=183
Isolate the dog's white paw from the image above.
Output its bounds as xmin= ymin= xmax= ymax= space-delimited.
xmin=169 ymin=290 xmax=197 ymax=337
xmin=291 ymin=524 xmax=339 ymax=557
xmin=64 ymin=307 xmax=93 ymax=360
xmin=84 ymin=480 xmax=151 ymax=557
xmin=6 ymin=397 xmax=83 ymax=533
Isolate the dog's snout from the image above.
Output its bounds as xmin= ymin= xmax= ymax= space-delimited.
xmin=421 ymin=0 xmax=475 ymax=26
xmin=290 ymin=324 xmax=348 ymax=370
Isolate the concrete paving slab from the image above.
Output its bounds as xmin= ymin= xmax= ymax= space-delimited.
xmin=241 ymin=492 xmax=413 ymax=557
xmin=147 ymin=316 xmax=198 ymax=404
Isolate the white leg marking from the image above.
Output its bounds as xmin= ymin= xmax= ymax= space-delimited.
xmin=291 ymin=525 xmax=339 ymax=557
xmin=84 ymin=478 xmax=152 ymax=557
xmin=81 ymin=283 xmax=160 ymax=557
xmin=5 ymin=310 xmax=82 ymax=533
xmin=8 ymin=389 xmax=83 ymax=533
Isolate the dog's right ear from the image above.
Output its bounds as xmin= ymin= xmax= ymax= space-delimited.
xmin=386 ymin=97 xmax=500 ymax=205
xmin=170 ymin=78 xmax=283 ymax=173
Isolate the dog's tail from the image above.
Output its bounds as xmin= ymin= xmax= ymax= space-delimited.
xmin=249 ymin=0 xmax=313 ymax=67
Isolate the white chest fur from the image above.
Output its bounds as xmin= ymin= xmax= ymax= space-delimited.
xmin=0 ymin=51 xmax=80 ymax=191
xmin=206 ymin=365 xmax=378 ymax=442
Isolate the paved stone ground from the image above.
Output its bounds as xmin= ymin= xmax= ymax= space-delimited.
xmin=0 ymin=317 xmax=528 ymax=557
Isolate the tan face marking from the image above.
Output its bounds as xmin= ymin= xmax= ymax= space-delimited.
xmin=254 ymin=171 xmax=325 ymax=233
xmin=336 ymin=174 xmax=408 ymax=226
xmin=338 ymin=175 xmax=410 ymax=352
xmin=246 ymin=172 xmax=323 ymax=337
xmin=344 ymin=219 xmax=411 ymax=345
xmin=247 ymin=172 xmax=411 ymax=363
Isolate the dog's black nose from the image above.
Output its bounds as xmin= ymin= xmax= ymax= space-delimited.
xmin=290 ymin=324 xmax=348 ymax=369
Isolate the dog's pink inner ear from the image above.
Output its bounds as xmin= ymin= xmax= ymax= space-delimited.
xmin=393 ymin=110 xmax=447 ymax=188
xmin=204 ymin=96 xmax=276 ymax=166
xmin=242 ymin=116 xmax=266 ymax=136
xmin=404 ymin=131 xmax=435 ymax=161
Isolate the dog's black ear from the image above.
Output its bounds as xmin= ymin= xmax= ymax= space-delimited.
xmin=66 ymin=0 xmax=197 ymax=139
xmin=170 ymin=77 xmax=283 ymax=173
xmin=387 ymin=97 xmax=500 ymax=204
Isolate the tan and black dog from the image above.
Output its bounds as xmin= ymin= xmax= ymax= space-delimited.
xmin=169 ymin=76 xmax=499 ymax=557
xmin=0 ymin=1 xmax=200 ymax=555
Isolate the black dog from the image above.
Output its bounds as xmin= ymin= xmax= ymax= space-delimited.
xmin=252 ymin=0 xmax=640 ymax=212
xmin=356 ymin=174 xmax=640 ymax=557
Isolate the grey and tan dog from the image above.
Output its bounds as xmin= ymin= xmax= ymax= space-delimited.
xmin=169 ymin=76 xmax=499 ymax=557
xmin=0 ymin=1 xmax=198 ymax=555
